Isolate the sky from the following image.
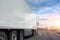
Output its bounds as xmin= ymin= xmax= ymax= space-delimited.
xmin=26 ymin=0 xmax=60 ymax=28
xmin=25 ymin=0 xmax=60 ymax=15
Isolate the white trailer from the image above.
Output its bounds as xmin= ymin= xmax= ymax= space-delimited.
xmin=0 ymin=0 xmax=36 ymax=40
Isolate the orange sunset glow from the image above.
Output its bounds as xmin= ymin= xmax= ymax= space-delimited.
xmin=48 ymin=17 xmax=60 ymax=29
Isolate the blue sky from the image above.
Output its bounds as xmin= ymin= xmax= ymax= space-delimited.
xmin=25 ymin=0 xmax=60 ymax=15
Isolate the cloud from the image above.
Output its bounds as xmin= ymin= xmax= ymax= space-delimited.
xmin=26 ymin=0 xmax=60 ymax=11
xmin=36 ymin=12 xmax=60 ymax=28
xmin=35 ymin=5 xmax=60 ymax=27
xmin=33 ymin=4 xmax=60 ymax=14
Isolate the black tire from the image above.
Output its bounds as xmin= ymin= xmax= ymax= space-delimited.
xmin=19 ymin=31 xmax=24 ymax=40
xmin=10 ymin=31 xmax=17 ymax=40
xmin=0 ymin=31 xmax=7 ymax=40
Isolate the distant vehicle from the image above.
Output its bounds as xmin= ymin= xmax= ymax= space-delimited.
xmin=49 ymin=26 xmax=57 ymax=32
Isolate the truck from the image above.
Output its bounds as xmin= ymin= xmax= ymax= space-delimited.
xmin=0 ymin=0 xmax=36 ymax=40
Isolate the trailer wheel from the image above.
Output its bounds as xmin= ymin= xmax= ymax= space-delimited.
xmin=0 ymin=31 xmax=7 ymax=40
xmin=19 ymin=31 xmax=24 ymax=40
xmin=10 ymin=31 xmax=17 ymax=40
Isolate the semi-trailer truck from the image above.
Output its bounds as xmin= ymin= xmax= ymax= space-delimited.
xmin=0 ymin=0 xmax=36 ymax=40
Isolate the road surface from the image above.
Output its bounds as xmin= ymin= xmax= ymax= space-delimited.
xmin=25 ymin=30 xmax=60 ymax=40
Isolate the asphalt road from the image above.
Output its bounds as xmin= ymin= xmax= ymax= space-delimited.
xmin=25 ymin=30 xmax=60 ymax=40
